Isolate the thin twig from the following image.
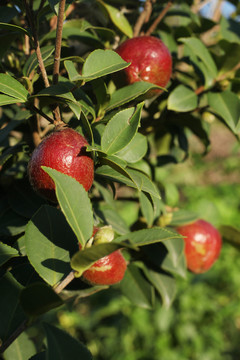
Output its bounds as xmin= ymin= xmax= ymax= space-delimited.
xmin=145 ymin=1 xmax=173 ymax=36
xmin=0 ymin=320 xmax=28 ymax=354
xmin=133 ymin=0 xmax=153 ymax=37
xmin=30 ymin=104 xmax=55 ymax=124
xmin=51 ymin=0 xmax=66 ymax=125
xmin=194 ymin=62 xmax=240 ymax=95
xmin=54 ymin=271 xmax=75 ymax=294
xmin=30 ymin=99 xmax=42 ymax=147
xmin=53 ymin=0 xmax=66 ymax=85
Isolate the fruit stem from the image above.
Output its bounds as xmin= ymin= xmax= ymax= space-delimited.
xmin=54 ymin=270 xmax=75 ymax=294
xmin=145 ymin=1 xmax=173 ymax=36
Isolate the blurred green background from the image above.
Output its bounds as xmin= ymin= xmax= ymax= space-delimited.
xmin=45 ymin=120 xmax=240 ymax=360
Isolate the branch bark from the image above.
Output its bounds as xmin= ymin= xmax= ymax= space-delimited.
xmin=133 ymin=0 xmax=154 ymax=37
xmin=145 ymin=1 xmax=173 ymax=36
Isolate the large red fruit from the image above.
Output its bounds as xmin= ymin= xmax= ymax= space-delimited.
xmin=177 ymin=219 xmax=222 ymax=274
xmin=28 ymin=128 xmax=94 ymax=202
xmin=115 ymin=36 xmax=172 ymax=95
xmin=81 ymin=227 xmax=127 ymax=286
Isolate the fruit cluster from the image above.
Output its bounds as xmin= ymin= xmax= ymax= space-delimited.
xmin=28 ymin=36 xmax=222 ymax=286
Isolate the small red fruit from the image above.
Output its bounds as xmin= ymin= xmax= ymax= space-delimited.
xmin=177 ymin=219 xmax=222 ymax=274
xmin=115 ymin=36 xmax=172 ymax=96
xmin=28 ymin=128 xmax=94 ymax=202
xmin=81 ymin=226 xmax=127 ymax=286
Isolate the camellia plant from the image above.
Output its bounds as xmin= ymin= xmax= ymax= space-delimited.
xmin=0 ymin=0 xmax=239 ymax=359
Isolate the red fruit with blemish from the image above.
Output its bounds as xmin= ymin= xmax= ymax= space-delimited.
xmin=177 ymin=219 xmax=222 ymax=274
xmin=81 ymin=226 xmax=127 ymax=286
xmin=28 ymin=128 xmax=94 ymax=202
xmin=115 ymin=36 xmax=172 ymax=96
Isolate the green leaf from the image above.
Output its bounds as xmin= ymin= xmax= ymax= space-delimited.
xmin=25 ymin=205 xmax=78 ymax=286
xmin=97 ymin=0 xmax=133 ymax=38
xmin=65 ymin=50 xmax=129 ymax=82
xmin=128 ymin=168 xmax=160 ymax=199
xmin=219 ymin=225 xmax=240 ymax=249
xmin=0 ymin=6 xmax=18 ymax=23
xmin=180 ymin=37 xmax=218 ymax=87
xmin=42 ymin=168 xmax=93 ymax=247
xmin=106 ymin=82 xmax=162 ymax=111
xmin=23 ymin=45 xmax=55 ymax=77
xmin=43 ymin=323 xmax=92 ymax=360
xmin=0 ymin=209 xmax=27 ymax=237
xmin=116 ymin=227 xmax=182 ymax=247
xmin=0 ymin=74 xmax=29 ymax=101
xmin=29 ymin=352 xmax=46 ymax=360
xmin=20 ymin=283 xmax=63 ymax=317
xmin=170 ymin=209 xmax=199 ymax=226
xmin=116 ymin=132 xmax=148 ymax=163
xmin=167 ymin=85 xmax=198 ymax=112
xmin=0 ymin=22 xmax=31 ymax=38
xmin=0 ymin=242 xmax=19 ymax=267
xmin=3 ymin=331 xmax=36 ymax=360
xmin=0 ymin=94 xmax=24 ymax=106
xmin=94 ymin=203 xmax=129 ymax=235
xmin=101 ymin=103 xmax=143 ymax=155
xmin=208 ymin=90 xmax=240 ymax=134
xmin=71 ymin=242 xmax=133 ymax=277
xmin=0 ymin=273 xmax=26 ymax=342
xmin=143 ymin=268 xmax=176 ymax=309
xmin=120 ymin=263 xmax=155 ymax=309
xmin=139 ymin=192 xmax=154 ymax=227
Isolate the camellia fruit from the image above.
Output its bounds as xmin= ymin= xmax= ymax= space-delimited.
xmin=115 ymin=35 xmax=172 ymax=96
xmin=81 ymin=226 xmax=127 ymax=286
xmin=28 ymin=127 xmax=94 ymax=202
xmin=177 ymin=219 xmax=222 ymax=274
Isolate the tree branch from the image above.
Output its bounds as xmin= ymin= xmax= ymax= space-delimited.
xmin=0 ymin=320 xmax=28 ymax=354
xmin=145 ymin=1 xmax=173 ymax=36
xmin=133 ymin=0 xmax=154 ymax=37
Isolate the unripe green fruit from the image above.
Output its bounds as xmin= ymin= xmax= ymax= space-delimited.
xmin=28 ymin=128 xmax=94 ymax=202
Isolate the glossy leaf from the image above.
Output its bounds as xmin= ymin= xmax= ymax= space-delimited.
xmin=96 ymin=163 xmax=139 ymax=190
xmin=20 ymin=283 xmax=63 ymax=317
xmin=116 ymin=227 xmax=182 ymax=247
xmin=208 ymin=90 xmax=240 ymax=134
xmin=97 ymin=0 xmax=133 ymax=38
xmin=3 ymin=331 xmax=36 ymax=360
xmin=219 ymin=225 xmax=240 ymax=249
xmin=0 ymin=94 xmax=24 ymax=106
xmin=116 ymin=133 xmax=148 ymax=163
xmin=101 ymin=103 xmax=143 ymax=155
xmin=180 ymin=37 xmax=218 ymax=87
xmin=0 ymin=273 xmax=26 ymax=342
xmin=106 ymin=82 xmax=162 ymax=111
xmin=167 ymin=85 xmax=198 ymax=112
xmin=94 ymin=203 xmax=130 ymax=235
xmin=170 ymin=209 xmax=199 ymax=226
xmin=142 ymin=267 xmax=176 ymax=309
xmin=42 ymin=167 xmax=93 ymax=247
xmin=23 ymin=46 xmax=55 ymax=77
xmin=120 ymin=263 xmax=155 ymax=309
xmin=65 ymin=50 xmax=129 ymax=82
xmin=0 ymin=22 xmax=31 ymax=38
xmin=0 ymin=74 xmax=29 ymax=101
xmin=25 ymin=205 xmax=78 ymax=286
xmin=43 ymin=323 xmax=92 ymax=360
xmin=29 ymin=352 xmax=46 ymax=360
xmin=71 ymin=242 xmax=134 ymax=277
xmin=139 ymin=192 xmax=154 ymax=227
xmin=127 ymin=168 xmax=160 ymax=199
xmin=0 ymin=242 xmax=19 ymax=267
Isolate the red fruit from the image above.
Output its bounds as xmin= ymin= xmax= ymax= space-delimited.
xmin=81 ymin=226 xmax=127 ymax=285
xmin=82 ymin=250 xmax=127 ymax=286
xmin=115 ymin=36 xmax=172 ymax=96
xmin=28 ymin=128 xmax=94 ymax=202
xmin=177 ymin=219 xmax=222 ymax=274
